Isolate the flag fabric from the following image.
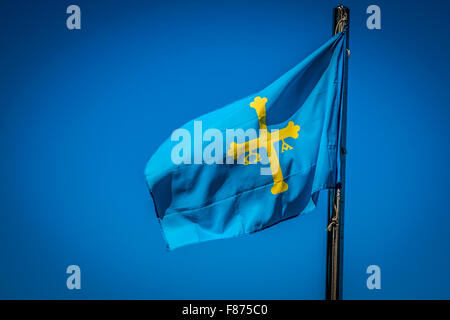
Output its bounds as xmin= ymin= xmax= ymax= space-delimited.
xmin=145 ymin=30 xmax=348 ymax=250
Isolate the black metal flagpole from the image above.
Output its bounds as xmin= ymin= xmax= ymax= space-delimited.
xmin=326 ymin=5 xmax=349 ymax=301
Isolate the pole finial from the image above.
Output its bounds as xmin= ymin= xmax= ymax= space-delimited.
xmin=333 ymin=5 xmax=349 ymax=35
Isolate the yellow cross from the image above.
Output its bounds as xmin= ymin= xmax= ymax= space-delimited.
xmin=227 ymin=97 xmax=300 ymax=194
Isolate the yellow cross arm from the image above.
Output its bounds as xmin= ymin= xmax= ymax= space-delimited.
xmin=276 ymin=121 xmax=300 ymax=141
xmin=227 ymin=121 xmax=300 ymax=159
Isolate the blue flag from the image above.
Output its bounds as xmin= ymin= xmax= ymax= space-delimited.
xmin=145 ymin=31 xmax=347 ymax=250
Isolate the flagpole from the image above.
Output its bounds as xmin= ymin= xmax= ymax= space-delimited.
xmin=326 ymin=5 xmax=349 ymax=301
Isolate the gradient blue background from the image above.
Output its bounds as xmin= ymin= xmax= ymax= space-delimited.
xmin=1 ymin=0 xmax=449 ymax=299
